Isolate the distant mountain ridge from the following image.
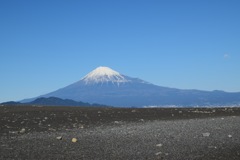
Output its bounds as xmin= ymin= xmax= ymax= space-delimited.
xmin=29 ymin=97 xmax=91 ymax=106
xmin=21 ymin=66 xmax=240 ymax=107
xmin=2 ymin=97 xmax=110 ymax=107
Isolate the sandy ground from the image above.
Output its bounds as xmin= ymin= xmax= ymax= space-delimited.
xmin=0 ymin=106 xmax=240 ymax=160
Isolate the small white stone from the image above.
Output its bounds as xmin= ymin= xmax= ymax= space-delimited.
xmin=156 ymin=143 xmax=163 ymax=147
xmin=228 ymin=135 xmax=232 ymax=138
xmin=79 ymin=125 xmax=84 ymax=129
xmin=19 ymin=128 xmax=26 ymax=134
xmin=208 ymin=146 xmax=217 ymax=149
xmin=56 ymin=136 xmax=62 ymax=140
xmin=114 ymin=121 xmax=120 ymax=124
xmin=131 ymin=110 xmax=137 ymax=113
xmin=155 ymin=152 xmax=162 ymax=156
xmin=49 ymin=128 xmax=56 ymax=131
xmin=9 ymin=131 xmax=18 ymax=134
xmin=202 ymin=132 xmax=210 ymax=137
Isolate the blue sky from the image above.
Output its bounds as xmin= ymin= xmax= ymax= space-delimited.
xmin=0 ymin=0 xmax=240 ymax=102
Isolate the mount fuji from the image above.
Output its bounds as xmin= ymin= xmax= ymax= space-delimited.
xmin=23 ymin=66 xmax=240 ymax=107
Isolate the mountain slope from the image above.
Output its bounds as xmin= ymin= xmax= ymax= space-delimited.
xmin=28 ymin=66 xmax=240 ymax=107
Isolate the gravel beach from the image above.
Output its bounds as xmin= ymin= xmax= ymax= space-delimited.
xmin=1 ymin=106 xmax=240 ymax=160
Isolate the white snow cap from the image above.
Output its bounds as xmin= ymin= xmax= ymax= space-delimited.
xmin=82 ymin=66 xmax=129 ymax=84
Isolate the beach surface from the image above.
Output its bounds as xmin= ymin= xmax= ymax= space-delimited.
xmin=1 ymin=106 xmax=240 ymax=160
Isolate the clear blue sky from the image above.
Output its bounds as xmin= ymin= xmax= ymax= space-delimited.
xmin=1 ymin=0 xmax=240 ymax=102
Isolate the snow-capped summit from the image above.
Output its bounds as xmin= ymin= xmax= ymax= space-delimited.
xmin=82 ymin=66 xmax=129 ymax=84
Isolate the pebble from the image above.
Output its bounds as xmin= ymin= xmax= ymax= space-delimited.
xmin=228 ymin=135 xmax=232 ymax=138
xmin=156 ymin=143 xmax=163 ymax=147
xmin=72 ymin=138 xmax=77 ymax=143
xmin=79 ymin=125 xmax=84 ymax=129
xmin=56 ymin=136 xmax=62 ymax=140
xmin=131 ymin=110 xmax=137 ymax=113
xmin=114 ymin=121 xmax=120 ymax=124
xmin=19 ymin=128 xmax=26 ymax=134
xmin=202 ymin=132 xmax=210 ymax=137
xmin=49 ymin=128 xmax=56 ymax=131
xmin=155 ymin=152 xmax=162 ymax=156
xmin=208 ymin=146 xmax=217 ymax=149
xmin=9 ymin=131 xmax=18 ymax=134
xmin=5 ymin=125 xmax=11 ymax=128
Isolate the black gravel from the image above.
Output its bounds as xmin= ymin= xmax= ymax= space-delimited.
xmin=0 ymin=105 xmax=240 ymax=160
